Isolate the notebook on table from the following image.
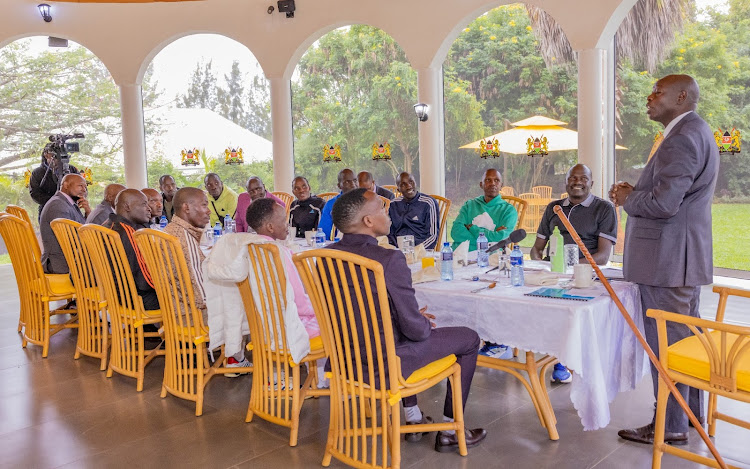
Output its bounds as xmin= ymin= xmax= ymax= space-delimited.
xmin=524 ymin=287 xmax=596 ymax=301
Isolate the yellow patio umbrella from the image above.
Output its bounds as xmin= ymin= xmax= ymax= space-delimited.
xmin=460 ymin=115 xmax=626 ymax=155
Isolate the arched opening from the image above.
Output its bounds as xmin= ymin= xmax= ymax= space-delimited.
xmin=0 ymin=36 xmax=126 ymax=229
xmin=291 ymin=25 xmax=419 ymax=193
xmin=143 ymin=34 xmax=272 ymax=194
xmin=442 ymin=4 xmax=579 ymax=237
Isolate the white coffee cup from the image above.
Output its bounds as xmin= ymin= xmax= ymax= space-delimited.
xmin=573 ymin=264 xmax=594 ymax=288
xmin=304 ymin=230 xmax=316 ymax=247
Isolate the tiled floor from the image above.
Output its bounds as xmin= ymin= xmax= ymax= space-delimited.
xmin=1 ymin=264 xmax=748 ymax=469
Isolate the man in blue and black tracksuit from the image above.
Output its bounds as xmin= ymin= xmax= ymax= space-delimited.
xmin=387 ymin=172 xmax=440 ymax=250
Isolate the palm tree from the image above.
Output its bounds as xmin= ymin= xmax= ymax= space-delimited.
xmin=526 ymin=0 xmax=691 ymax=72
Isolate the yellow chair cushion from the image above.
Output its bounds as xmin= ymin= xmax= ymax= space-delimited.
xmin=310 ymin=335 xmax=323 ymax=352
xmin=405 ymin=354 xmax=457 ymax=384
xmin=668 ymin=331 xmax=750 ymax=393
xmin=45 ymin=274 xmax=76 ymax=296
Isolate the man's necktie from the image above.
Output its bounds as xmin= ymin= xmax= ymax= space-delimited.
xmin=648 ymin=132 xmax=664 ymax=161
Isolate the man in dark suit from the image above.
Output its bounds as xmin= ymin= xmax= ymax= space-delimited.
xmin=40 ymin=173 xmax=91 ymax=274
xmin=327 ymin=188 xmax=486 ymax=453
xmin=357 ymin=171 xmax=395 ymax=200
xmin=610 ymin=74 xmax=719 ymax=445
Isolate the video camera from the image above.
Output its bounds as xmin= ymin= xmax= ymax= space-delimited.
xmin=46 ymin=133 xmax=84 ymax=184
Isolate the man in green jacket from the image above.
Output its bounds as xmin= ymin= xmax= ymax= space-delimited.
xmin=450 ymin=169 xmax=518 ymax=251
xmin=204 ymin=172 xmax=238 ymax=227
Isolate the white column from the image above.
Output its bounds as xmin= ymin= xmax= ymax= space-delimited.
xmin=269 ymin=77 xmax=294 ymax=193
xmin=577 ymin=49 xmax=605 ymax=197
xmin=119 ymin=83 xmax=148 ymax=189
xmin=604 ymin=39 xmax=617 ymax=190
xmin=416 ymin=66 xmax=445 ymax=196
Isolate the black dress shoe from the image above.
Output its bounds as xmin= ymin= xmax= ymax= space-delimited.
xmin=435 ymin=428 xmax=487 ymax=453
xmin=618 ymin=423 xmax=688 ymax=446
xmin=404 ymin=415 xmax=433 ymax=442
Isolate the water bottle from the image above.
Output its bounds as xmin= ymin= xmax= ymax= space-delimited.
xmin=510 ymin=245 xmax=524 ymax=286
xmin=477 ymin=231 xmax=489 ymax=268
xmin=159 ymin=215 xmax=167 ymax=230
xmin=550 ymin=226 xmax=565 ymax=273
xmin=315 ymin=227 xmax=326 ymax=247
xmin=440 ymin=242 xmax=454 ymax=281
xmin=223 ymin=214 xmax=234 ymax=234
xmin=213 ymin=222 xmax=222 ymax=245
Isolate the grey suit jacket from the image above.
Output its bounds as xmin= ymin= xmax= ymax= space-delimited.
xmin=623 ymin=112 xmax=719 ymax=287
xmin=40 ymin=192 xmax=86 ymax=274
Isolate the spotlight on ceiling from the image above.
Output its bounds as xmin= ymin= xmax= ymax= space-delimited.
xmin=414 ymin=103 xmax=429 ymax=122
xmin=38 ymin=4 xmax=52 ymax=23
xmin=277 ymin=0 xmax=295 ymax=18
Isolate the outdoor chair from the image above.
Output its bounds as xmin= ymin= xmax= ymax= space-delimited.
xmin=317 ymin=192 xmax=338 ymax=203
xmin=519 ymin=192 xmax=543 ymax=233
xmin=237 ymin=242 xmax=328 ymax=446
xmin=381 ymin=185 xmax=401 ymax=198
xmin=500 ymin=186 xmax=515 ymax=197
xmin=5 ymin=204 xmax=33 ymax=226
xmin=51 ymin=219 xmax=109 ymax=370
xmin=648 ymin=302 xmax=750 ymax=469
xmin=0 ymin=213 xmax=77 ymax=357
xmin=134 ymin=228 xmax=237 ymax=415
xmin=79 ymin=224 xmax=164 ymax=391
xmin=501 ymin=195 xmax=528 ymax=231
xmin=429 ymin=194 xmax=451 ymax=250
xmin=380 ymin=195 xmax=391 ymax=213
xmin=560 ymin=192 xmax=568 ymax=199
xmin=293 ymin=249 xmax=467 ymax=468
xmin=531 ymin=185 xmax=552 ymax=200
xmin=271 ymin=191 xmax=294 ymax=220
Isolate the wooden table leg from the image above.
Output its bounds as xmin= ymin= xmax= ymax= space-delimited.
xmin=477 ymin=351 xmax=560 ymax=440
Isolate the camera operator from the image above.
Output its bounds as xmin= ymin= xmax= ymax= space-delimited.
xmin=29 ymin=143 xmax=80 ymax=220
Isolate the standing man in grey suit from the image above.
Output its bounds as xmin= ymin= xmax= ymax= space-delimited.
xmin=609 ymin=74 xmax=718 ymax=446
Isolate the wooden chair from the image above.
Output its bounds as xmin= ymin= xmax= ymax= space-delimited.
xmin=293 ymin=249 xmax=467 ymax=468
xmin=0 ymin=214 xmax=77 ymax=357
xmin=381 ymin=185 xmax=402 ymax=198
xmin=648 ymin=297 xmax=750 ymax=469
xmin=51 ymin=219 xmax=109 ymax=370
xmin=429 ymin=194 xmax=451 ymax=250
xmin=79 ymin=224 xmax=164 ymax=391
xmin=237 ymin=243 xmax=328 ymax=446
xmin=317 ymin=192 xmax=339 ymax=203
xmin=271 ymin=191 xmax=294 ymax=220
xmin=501 ymin=195 xmax=528 ymax=231
xmin=6 ymin=204 xmax=33 ymax=226
xmin=519 ymin=193 xmax=543 ymax=233
xmin=134 ymin=228 xmax=238 ymax=415
xmin=531 ymin=185 xmax=552 ymax=200
xmin=380 ymin=195 xmax=391 ymax=213
xmin=560 ymin=192 xmax=569 ymax=200
xmin=500 ymin=186 xmax=515 ymax=197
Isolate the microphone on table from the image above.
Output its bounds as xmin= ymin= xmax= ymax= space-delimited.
xmin=486 ymin=229 xmax=527 ymax=254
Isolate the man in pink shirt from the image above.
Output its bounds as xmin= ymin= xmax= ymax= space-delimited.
xmin=235 ymin=176 xmax=286 ymax=232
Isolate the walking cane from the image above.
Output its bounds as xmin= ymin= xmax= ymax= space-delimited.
xmin=552 ymin=205 xmax=726 ymax=469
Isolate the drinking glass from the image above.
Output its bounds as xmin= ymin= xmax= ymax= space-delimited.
xmin=563 ymin=244 xmax=579 ymax=274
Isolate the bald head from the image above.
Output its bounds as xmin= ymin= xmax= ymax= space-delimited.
xmin=647 ymin=74 xmax=700 ymax=126
xmin=103 ymin=184 xmax=126 ymax=207
xmin=246 ymin=176 xmax=267 ymax=201
xmin=60 ymin=173 xmax=88 ymax=200
xmin=357 ymin=171 xmax=375 ymax=192
xmin=173 ymin=187 xmax=211 ymax=228
xmin=338 ymin=168 xmax=358 ymax=193
xmin=114 ymin=189 xmax=151 ymax=225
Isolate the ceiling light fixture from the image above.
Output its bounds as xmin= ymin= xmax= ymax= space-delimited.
xmin=38 ymin=4 xmax=52 ymax=23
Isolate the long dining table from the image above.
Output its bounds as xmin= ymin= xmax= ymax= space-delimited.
xmin=411 ymin=260 xmax=649 ymax=440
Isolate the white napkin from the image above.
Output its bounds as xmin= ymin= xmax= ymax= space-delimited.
xmin=525 ymin=272 xmax=562 ymax=286
xmin=412 ymin=266 xmax=441 ymax=284
xmin=413 ymin=243 xmax=427 ymax=262
xmin=453 ymin=240 xmax=469 ymax=269
xmin=471 ymin=212 xmax=496 ymax=232
xmin=377 ymin=236 xmax=397 ymax=249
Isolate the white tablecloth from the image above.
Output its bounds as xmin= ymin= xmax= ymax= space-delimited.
xmin=413 ymin=265 xmax=649 ymax=431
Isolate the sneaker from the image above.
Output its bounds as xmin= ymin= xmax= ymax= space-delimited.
xmin=267 ymin=371 xmax=293 ymax=390
xmin=225 ymin=356 xmax=252 ymax=378
xmin=551 ymin=363 xmax=572 ymax=383
xmin=479 ymin=343 xmax=514 ymax=360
